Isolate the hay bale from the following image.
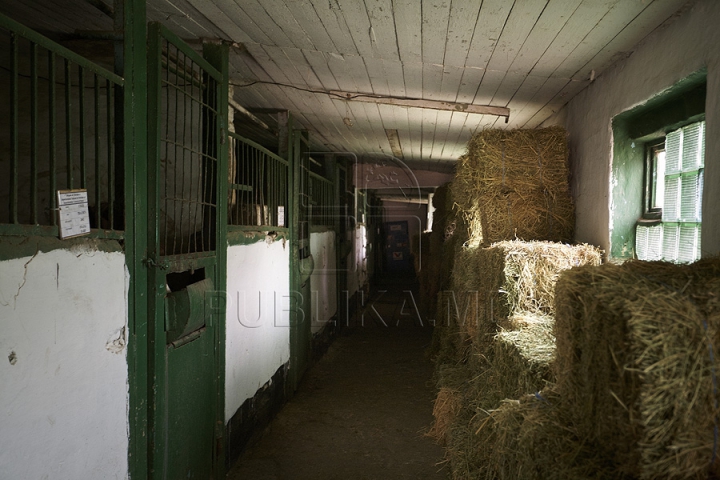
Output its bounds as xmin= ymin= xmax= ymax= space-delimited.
xmin=448 ymin=241 xmax=602 ymax=348
xmin=468 ymin=387 xmax=607 ymax=480
xmin=427 ymin=386 xmax=464 ymax=444
xmin=472 ymin=313 xmax=556 ymax=412
xmin=554 ymin=258 xmax=720 ymax=479
xmin=453 ymin=127 xmax=573 ymax=246
xmin=419 ymin=183 xmax=462 ymax=317
xmin=486 ymin=241 xmax=602 ymax=319
xmin=431 ymin=312 xmax=559 ymax=478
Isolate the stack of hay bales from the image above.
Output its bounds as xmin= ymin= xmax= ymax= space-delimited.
xmin=552 ymin=258 xmax=720 ymax=479
xmin=428 ymin=127 xmax=588 ymax=469
xmin=453 ymin=126 xmax=574 ymax=246
xmin=463 ymin=258 xmax=720 ymax=479
xmin=429 ymin=241 xmax=602 ymax=465
xmin=419 ymin=183 xmax=465 ymax=319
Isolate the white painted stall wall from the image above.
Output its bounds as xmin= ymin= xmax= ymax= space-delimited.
xmin=0 ymin=247 xmax=129 ymax=480
xmin=346 ymin=224 xmax=369 ymax=299
xmin=225 ymin=239 xmax=291 ymax=422
xmin=563 ymin=0 xmax=720 ymax=256
xmin=310 ymin=230 xmax=337 ymax=334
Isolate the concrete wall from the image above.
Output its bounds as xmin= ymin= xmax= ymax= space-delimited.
xmin=310 ymin=230 xmax=337 ymax=335
xmin=563 ymin=0 xmax=720 ymax=257
xmin=225 ymin=238 xmax=291 ymax=422
xmin=0 ymin=246 xmax=128 ymax=480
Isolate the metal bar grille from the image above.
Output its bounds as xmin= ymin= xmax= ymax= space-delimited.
xmin=0 ymin=13 xmax=124 ymax=235
xmin=304 ymin=168 xmax=334 ymax=227
xmin=157 ymin=32 xmax=220 ymax=256
xmin=227 ymin=132 xmax=289 ymax=229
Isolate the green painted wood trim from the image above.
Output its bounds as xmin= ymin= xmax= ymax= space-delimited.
xmin=288 ymin=118 xmax=301 ymax=392
xmin=157 ymin=24 xmax=222 ymax=82
xmin=0 ymin=235 xmax=122 ymax=262
xmin=227 ymin=229 xmax=289 ymax=246
xmin=145 ymin=21 xmax=166 ymax=479
xmin=309 ymin=225 xmax=334 ymax=234
xmin=124 ymin=0 xmax=149 ymax=479
xmin=0 ymin=224 xmax=124 ymax=239
xmin=228 ymin=131 xmax=288 ymax=166
xmin=307 ymin=169 xmax=333 ymax=184
xmin=227 ymin=225 xmax=291 ymax=233
xmin=0 ymin=12 xmax=124 ymax=85
xmin=202 ymin=41 xmax=229 ymax=479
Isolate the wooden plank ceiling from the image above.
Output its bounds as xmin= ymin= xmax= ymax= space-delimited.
xmin=1 ymin=0 xmax=694 ymax=172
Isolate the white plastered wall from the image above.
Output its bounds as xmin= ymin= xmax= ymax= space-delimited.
xmin=225 ymin=239 xmax=291 ymax=422
xmin=563 ymin=0 xmax=720 ymax=256
xmin=310 ymin=230 xmax=337 ymax=335
xmin=0 ymin=246 xmax=129 ymax=480
xmin=346 ymin=224 xmax=368 ymax=299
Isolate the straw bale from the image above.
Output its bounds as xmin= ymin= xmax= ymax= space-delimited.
xmin=473 ymin=313 xmax=556 ymax=412
xmin=448 ymin=241 xmax=601 ymax=348
xmin=487 ymin=240 xmax=601 ymax=319
xmin=427 ymin=386 xmax=464 ymax=443
xmin=419 ymin=183 xmax=462 ymax=317
xmin=466 ymin=387 xmax=607 ymax=480
xmin=554 ymin=258 xmax=720 ymax=479
xmin=453 ymin=126 xmax=573 ymax=246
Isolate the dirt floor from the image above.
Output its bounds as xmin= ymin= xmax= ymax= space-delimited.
xmin=226 ymin=275 xmax=448 ymax=480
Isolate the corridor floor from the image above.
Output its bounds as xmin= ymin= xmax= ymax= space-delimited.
xmin=226 ymin=275 xmax=448 ymax=480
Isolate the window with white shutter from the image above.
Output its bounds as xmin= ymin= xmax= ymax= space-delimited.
xmin=636 ymin=121 xmax=704 ymax=263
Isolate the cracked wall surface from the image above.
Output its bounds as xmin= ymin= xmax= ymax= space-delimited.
xmin=0 ymin=246 xmax=129 ymax=479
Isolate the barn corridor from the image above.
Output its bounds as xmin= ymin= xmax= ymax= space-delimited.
xmin=226 ymin=274 xmax=448 ymax=480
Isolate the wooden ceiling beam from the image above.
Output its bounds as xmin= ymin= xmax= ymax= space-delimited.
xmin=329 ymin=90 xmax=510 ymax=120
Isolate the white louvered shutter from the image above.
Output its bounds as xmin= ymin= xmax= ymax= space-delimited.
xmin=636 ymin=224 xmax=663 ymax=261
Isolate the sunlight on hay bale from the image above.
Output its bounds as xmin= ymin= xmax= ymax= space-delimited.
xmin=446 ymin=241 xmax=601 ymax=350
xmin=554 ymin=258 xmax=720 ymax=479
xmin=453 ymin=126 xmax=573 ymax=246
xmin=477 ymin=240 xmax=602 ymax=321
xmin=473 ymin=313 xmax=556 ymax=412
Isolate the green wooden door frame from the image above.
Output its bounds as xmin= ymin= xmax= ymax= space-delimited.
xmin=122 ymin=0 xmax=149 ymax=478
xmin=288 ymin=126 xmax=312 ymax=392
xmin=144 ymin=22 xmax=229 ymax=479
xmin=202 ymin=41 xmax=229 ymax=479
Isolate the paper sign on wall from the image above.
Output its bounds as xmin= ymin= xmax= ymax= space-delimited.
xmin=277 ymin=206 xmax=285 ymax=227
xmin=57 ymin=189 xmax=91 ymax=239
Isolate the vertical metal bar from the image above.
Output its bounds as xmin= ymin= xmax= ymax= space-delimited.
xmin=188 ymin=54 xmax=195 ymax=250
xmin=65 ymin=58 xmax=73 ymax=189
xmin=270 ymin=154 xmax=275 ymax=225
xmin=163 ymin=40 xmax=171 ymax=256
xmin=49 ymin=51 xmax=57 ymax=225
xmin=201 ymin=72 xmax=210 ymax=247
xmin=10 ymin=33 xmax=18 ymax=224
xmin=199 ymin=71 xmax=205 ymax=243
xmin=107 ymin=79 xmax=115 ymax=229
xmin=179 ymin=52 xmax=187 ymax=254
xmin=175 ymin=51 xmax=184 ymax=253
xmin=94 ymin=74 xmax=101 ymax=228
xmin=205 ymin=77 xmax=216 ymax=244
xmin=78 ymin=66 xmax=87 ymax=189
xmin=241 ymin=143 xmax=247 ymax=224
xmin=171 ymin=43 xmax=180 ymax=254
xmin=202 ymin=40 xmax=229 ymax=478
xmin=30 ymin=42 xmax=38 ymax=224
